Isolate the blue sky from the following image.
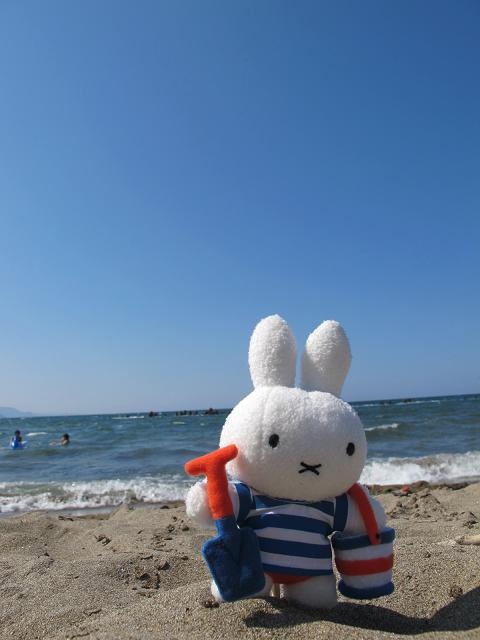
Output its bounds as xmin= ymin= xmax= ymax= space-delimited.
xmin=0 ymin=1 xmax=479 ymax=414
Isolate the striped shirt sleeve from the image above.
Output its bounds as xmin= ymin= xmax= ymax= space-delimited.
xmin=230 ymin=481 xmax=254 ymax=524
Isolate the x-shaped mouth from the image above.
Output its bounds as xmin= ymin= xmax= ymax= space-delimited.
xmin=298 ymin=461 xmax=322 ymax=476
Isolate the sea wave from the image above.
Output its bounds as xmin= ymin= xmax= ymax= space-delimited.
xmin=361 ymin=450 xmax=480 ymax=485
xmin=1 ymin=451 xmax=479 ymax=514
xmin=356 ymin=399 xmax=442 ymax=408
xmin=357 ymin=402 xmax=396 ymax=408
xmin=0 ymin=475 xmax=192 ymax=514
xmin=26 ymin=432 xmax=48 ymax=437
xmin=364 ymin=423 xmax=400 ymax=432
xmin=393 ymin=400 xmax=441 ymax=406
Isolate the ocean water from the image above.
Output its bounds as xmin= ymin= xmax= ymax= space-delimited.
xmin=0 ymin=394 xmax=478 ymax=514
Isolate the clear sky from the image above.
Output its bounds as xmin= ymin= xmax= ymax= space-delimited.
xmin=0 ymin=1 xmax=479 ymax=415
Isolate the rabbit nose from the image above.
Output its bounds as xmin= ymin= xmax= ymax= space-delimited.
xmin=298 ymin=461 xmax=322 ymax=476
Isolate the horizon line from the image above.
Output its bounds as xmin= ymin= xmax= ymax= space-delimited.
xmin=1 ymin=391 xmax=478 ymax=420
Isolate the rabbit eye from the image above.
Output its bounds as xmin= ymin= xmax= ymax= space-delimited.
xmin=269 ymin=434 xmax=280 ymax=448
xmin=346 ymin=442 xmax=355 ymax=456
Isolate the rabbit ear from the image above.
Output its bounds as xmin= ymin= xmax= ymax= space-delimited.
xmin=301 ymin=320 xmax=351 ymax=396
xmin=248 ymin=315 xmax=297 ymax=388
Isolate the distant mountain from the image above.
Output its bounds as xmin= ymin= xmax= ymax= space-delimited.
xmin=0 ymin=406 xmax=34 ymax=419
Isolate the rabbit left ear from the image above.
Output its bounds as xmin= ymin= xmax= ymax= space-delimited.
xmin=248 ymin=315 xmax=297 ymax=388
xmin=301 ymin=320 xmax=351 ymax=396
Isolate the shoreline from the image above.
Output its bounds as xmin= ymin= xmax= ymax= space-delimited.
xmin=0 ymin=500 xmax=186 ymax=520
xmin=0 ymin=480 xmax=478 ymax=520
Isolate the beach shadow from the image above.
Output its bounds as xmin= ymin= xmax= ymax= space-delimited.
xmin=245 ymin=587 xmax=480 ymax=635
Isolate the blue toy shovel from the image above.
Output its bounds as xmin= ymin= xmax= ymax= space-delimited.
xmin=185 ymin=445 xmax=265 ymax=602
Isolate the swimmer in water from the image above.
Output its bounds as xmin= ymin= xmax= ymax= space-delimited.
xmin=11 ymin=430 xmax=23 ymax=446
xmin=49 ymin=433 xmax=70 ymax=446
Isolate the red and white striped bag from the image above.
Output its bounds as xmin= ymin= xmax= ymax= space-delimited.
xmin=332 ymin=484 xmax=395 ymax=599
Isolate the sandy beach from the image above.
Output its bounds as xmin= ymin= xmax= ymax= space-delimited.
xmin=0 ymin=482 xmax=478 ymax=640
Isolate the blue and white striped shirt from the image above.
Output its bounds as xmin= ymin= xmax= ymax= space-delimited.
xmin=231 ymin=481 xmax=349 ymax=577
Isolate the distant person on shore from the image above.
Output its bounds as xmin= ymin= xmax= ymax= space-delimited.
xmin=50 ymin=433 xmax=70 ymax=447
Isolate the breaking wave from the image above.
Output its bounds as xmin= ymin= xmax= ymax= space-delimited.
xmin=361 ymin=450 xmax=480 ymax=485
xmin=0 ymin=475 xmax=192 ymax=514
xmin=2 ymin=450 xmax=479 ymax=514
xmin=364 ymin=423 xmax=400 ymax=432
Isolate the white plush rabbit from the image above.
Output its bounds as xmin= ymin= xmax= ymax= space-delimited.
xmin=186 ymin=315 xmax=393 ymax=608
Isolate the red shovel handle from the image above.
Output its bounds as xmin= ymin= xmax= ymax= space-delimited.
xmin=185 ymin=444 xmax=238 ymax=520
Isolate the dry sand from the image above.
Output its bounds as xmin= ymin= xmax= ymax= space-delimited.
xmin=0 ymin=483 xmax=479 ymax=640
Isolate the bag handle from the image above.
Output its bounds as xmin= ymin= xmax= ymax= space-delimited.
xmin=347 ymin=483 xmax=381 ymax=545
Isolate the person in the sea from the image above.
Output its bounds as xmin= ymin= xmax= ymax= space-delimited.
xmin=11 ymin=430 xmax=23 ymax=446
xmin=50 ymin=433 xmax=70 ymax=446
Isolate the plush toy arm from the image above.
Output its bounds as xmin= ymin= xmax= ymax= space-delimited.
xmin=185 ymin=481 xmax=212 ymax=529
xmin=185 ymin=480 xmax=240 ymax=530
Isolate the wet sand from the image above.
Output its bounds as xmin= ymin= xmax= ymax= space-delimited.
xmin=0 ymin=483 xmax=478 ymax=639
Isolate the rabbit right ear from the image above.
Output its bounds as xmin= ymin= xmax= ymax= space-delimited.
xmin=301 ymin=320 xmax=351 ymax=396
xmin=248 ymin=315 xmax=297 ymax=388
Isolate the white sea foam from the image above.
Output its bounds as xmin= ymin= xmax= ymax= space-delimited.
xmin=357 ymin=403 xmax=382 ymax=408
xmin=364 ymin=423 xmax=400 ymax=432
xmin=112 ymin=416 xmax=145 ymax=420
xmin=361 ymin=450 xmax=480 ymax=485
xmin=2 ymin=450 xmax=479 ymax=514
xmin=26 ymin=432 xmax=48 ymax=437
xmin=0 ymin=475 xmax=192 ymax=514
xmin=356 ymin=399 xmax=441 ymax=408
xmin=393 ymin=400 xmax=441 ymax=406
